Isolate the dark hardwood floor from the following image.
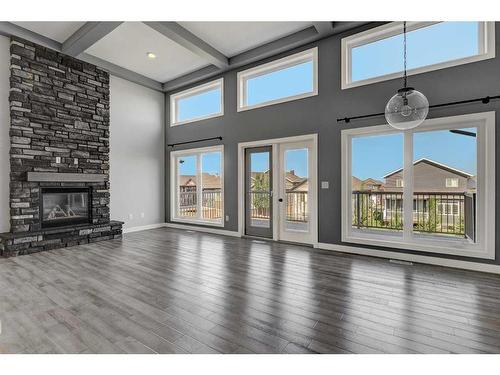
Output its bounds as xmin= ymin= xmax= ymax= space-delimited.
xmin=1 ymin=227 xmax=500 ymax=354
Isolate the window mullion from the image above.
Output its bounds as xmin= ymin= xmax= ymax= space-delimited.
xmin=197 ymin=153 xmax=203 ymax=220
xmin=403 ymin=131 xmax=414 ymax=241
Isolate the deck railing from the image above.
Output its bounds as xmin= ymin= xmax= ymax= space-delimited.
xmin=247 ymin=191 xmax=309 ymax=222
xmin=352 ymin=191 xmax=473 ymax=237
xmin=179 ymin=189 xmax=222 ymax=219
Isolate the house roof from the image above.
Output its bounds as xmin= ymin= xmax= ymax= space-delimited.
xmin=179 ymin=173 xmax=221 ymax=189
xmin=383 ymin=158 xmax=474 ymax=179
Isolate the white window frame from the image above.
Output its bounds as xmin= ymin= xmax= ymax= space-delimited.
xmin=237 ymin=47 xmax=318 ymax=112
xmin=396 ymin=178 xmax=404 ymax=188
xmin=341 ymin=111 xmax=495 ymax=260
xmin=341 ymin=21 xmax=495 ymax=89
xmin=170 ymin=145 xmax=224 ymax=227
xmin=445 ymin=177 xmax=459 ymax=188
xmin=170 ymin=78 xmax=224 ymax=126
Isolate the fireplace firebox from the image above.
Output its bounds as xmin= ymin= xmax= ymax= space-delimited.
xmin=40 ymin=187 xmax=92 ymax=228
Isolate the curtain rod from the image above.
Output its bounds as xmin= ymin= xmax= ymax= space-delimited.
xmin=168 ymin=136 xmax=223 ymax=148
xmin=337 ymin=95 xmax=500 ymax=124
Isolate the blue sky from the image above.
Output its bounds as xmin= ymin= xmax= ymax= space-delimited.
xmin=179 ymin=152 xmax=221 ymax=176
xmin=352 ymin=128 xmax=477 ymax=181
xmin=352 ymin=22 xmax=479 ymax=82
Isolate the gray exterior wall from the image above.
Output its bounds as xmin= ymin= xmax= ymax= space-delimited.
xmin=385 ymin=161 xmax=471 ymax=193
xmin=166 ymin=22 xmax=500 ymax=265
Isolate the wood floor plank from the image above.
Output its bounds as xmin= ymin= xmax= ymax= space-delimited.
xmin=1 ymin=227 xmax=500 ymax=354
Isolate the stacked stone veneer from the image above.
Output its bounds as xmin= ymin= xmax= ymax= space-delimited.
xmin=0 ymin=37 xmax=122 ymax=257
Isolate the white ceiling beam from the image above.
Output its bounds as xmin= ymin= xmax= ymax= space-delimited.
xmin=62 ymin=22 xmax=123 ymax=57
xmin=0 ymin=22 xmax=162 ymax=92
xmin=144 ymin=22 xmax=229 ymax=69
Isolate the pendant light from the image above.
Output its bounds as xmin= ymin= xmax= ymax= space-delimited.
xmin=385 ymin=22 xmax=429 ymax=130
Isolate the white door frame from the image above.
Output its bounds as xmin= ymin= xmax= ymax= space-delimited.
xmin=237 ymin=133 xmax=318 ymax=245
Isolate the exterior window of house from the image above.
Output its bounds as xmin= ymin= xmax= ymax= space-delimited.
xmin=170 ymin=78 xmax=223 ymax=126
xmin=237 ymin=47 xmax=318 ymax=112
xmin=341 ymin=22 xmax=495 ymax=89
xmin=342 ymin=112 xmax=495 ymax=259
xmin=170 ymin=145 xmax=224 ymax=226
xmin=446 ymin=178 xmax=459 ymax=188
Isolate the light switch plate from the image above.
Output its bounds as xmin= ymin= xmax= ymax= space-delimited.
xmin=321 ymin=181 xmax=329 ymax=189
xmin=55 ymin=156 xmax=61 ymax=164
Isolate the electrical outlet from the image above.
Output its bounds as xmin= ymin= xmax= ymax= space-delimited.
xmin=74 ymin=158 xmax=78 ymax=165
xmin=225 ymin=215 xmax=229 ymax=222
xmin=140 ymin=212 xmax=145 ymax=219
xmin=55 ymin=156 xmax=61 ymax=164
xmin=128 ymin=213 xmax=133 ymax=220
xmin=321 ymin=181 xmax=329 ymax=189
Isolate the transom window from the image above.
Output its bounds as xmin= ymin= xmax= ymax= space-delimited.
xmin=341 ymin=22 xmax=495 ymax=89
xmin=170 ymin=145 xmax=224 ymax=226
xmin=170 ymin=78 xmax=224 ymax=126
xmin=237 ymin=47 xmax=318 ymax=112
xmin=342 ymin=112 xmax=495 ymax=259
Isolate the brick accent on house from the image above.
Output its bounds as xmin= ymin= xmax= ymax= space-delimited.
xmin=0 ymin=37 xmax=122 ymax=257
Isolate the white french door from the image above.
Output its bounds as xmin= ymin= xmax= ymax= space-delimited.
xmin=277 ymin=140 xmax=316 ymax=244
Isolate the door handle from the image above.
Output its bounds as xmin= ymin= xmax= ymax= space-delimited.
xmin=278 ymin=198 xmax=283 ymax=202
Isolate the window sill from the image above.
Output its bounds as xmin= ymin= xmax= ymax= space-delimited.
xmin=237 ymin=90 xmax=318 ymax=113
xmin=170 ymin=112 xmax=224 ymax=127
xmin=343 ymin=229 xmax=494 ymax=260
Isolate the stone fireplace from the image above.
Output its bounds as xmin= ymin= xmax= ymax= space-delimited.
xmin=0 ymin=37 xmax=122 ymax=257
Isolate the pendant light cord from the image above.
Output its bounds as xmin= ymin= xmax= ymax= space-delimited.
xmin=403 ymin=21 xmax=407 ymax=89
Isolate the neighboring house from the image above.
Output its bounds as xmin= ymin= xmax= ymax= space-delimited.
xmin=384 ymin=158 xmax=475 ymax=193
xmin=179 ymin=173 xmax=222 ymax=210
xmin=352 ymin=158 xmax=476 ymax=236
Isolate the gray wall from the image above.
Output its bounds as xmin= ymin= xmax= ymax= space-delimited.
xmin=166 ymin=22 xmax=500 ymax=265
xmin=110 ymin=76 xmax=165 ymax=231
xmin=0 ymin=36 xmax=10 ymax=232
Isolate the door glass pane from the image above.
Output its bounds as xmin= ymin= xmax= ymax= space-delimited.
xmin=201 ymin=152 xmax=222 ymax=220
xmin=178 ymin=155 xmax=197 ymax=218
xmin=352 ymin=133 xmax=404 ymax=234
xmin=284 ymin=148 xmax=309 ymax=232
xmin=413 ymin=127 xmax=477 ymax=240
xmin=250 ymin=152 xmax=271 ymax=228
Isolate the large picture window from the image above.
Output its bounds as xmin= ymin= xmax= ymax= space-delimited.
xmin=341 ymin=22 xmax=495 ymax=89
xmin=341 ymin=112 xmax=495 ymax=259
xmin=170 ymin=145 xmax=224 ymax=226
xmin=170 ymin=78 xmax=224 ymax=126
xmin=237 ymin=47 xmax=318 ymax=112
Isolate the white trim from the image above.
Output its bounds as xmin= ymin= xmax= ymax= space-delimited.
xmin=315 ymin=242 xmax=500 ymax=275
xmin=341 ymin=111 xmax=495 ymax=260
xmin=170 ymin=145 xmax=224 ymax=227
xmin=341 ymin=21 xmax=495 ymax=90
xmin=237 ymin=47 xmax=318 ymax=112
xmin=123 ymin=223 xmax=167 ymax=234
xmin=170 ymin=78 xmax=224 ymax=126
xmin=164 ymin=222 xmax=241 ymax=237
xmin=237 ymin=133 xmax=318 ymax=246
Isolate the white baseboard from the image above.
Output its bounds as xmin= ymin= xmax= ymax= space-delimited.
xmin=315 ymin=242 xmax=500 ymax=275
xmin=164 ymin=222 xmax=241 ymax=237
xmin=123 ymin=223 xmax=167 ymax=234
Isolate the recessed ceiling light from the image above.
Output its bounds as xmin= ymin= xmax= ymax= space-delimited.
xmin=147 ymin=52 xmax=157 ymax=59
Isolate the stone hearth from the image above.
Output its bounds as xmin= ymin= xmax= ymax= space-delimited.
xmin=0 ymin=37 xmax=122 ymax=257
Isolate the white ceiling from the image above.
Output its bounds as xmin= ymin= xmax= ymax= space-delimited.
xmin=86 ymin=22 xmax=209 ymax=82
xmin=12 ymin=21 xmax=315 ymax=84
xmin=180 ymin=21 xmax=313 ymax=57
xmin=12 ymin=21 xmax=85 ymax=43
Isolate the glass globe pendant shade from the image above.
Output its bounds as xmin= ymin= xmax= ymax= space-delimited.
xmin=385 ymin=87 xmax=429 ymax=130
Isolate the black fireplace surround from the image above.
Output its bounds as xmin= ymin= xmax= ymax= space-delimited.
xmin=40 ymin=187 xmax=92 ymax=228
